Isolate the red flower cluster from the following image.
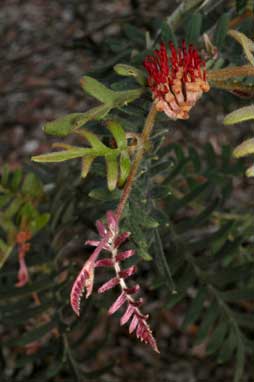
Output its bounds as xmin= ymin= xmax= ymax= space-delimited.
xmin=144 ymin=41 xmax=210 ymax=119
xmin=70 ymin=211 xmax=159 ymax=353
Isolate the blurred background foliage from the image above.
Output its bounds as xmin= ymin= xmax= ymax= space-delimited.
xmin=1 ymin=0 xmax=254 ymax=381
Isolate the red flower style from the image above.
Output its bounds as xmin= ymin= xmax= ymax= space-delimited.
xmin=143 ymin=41 xmax=210 ymax=119
xmin=70 ymin=211 xmax=159 ymax=353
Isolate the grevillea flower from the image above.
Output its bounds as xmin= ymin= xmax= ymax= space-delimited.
xmin=70 ymin=211 xmax=159 ymax=353
xmin=143 ymin=41 xmax=210 ymax=120
xmin=16 ymin=230 xmax=32 ymax=287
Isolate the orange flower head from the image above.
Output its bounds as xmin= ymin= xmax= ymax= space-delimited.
xmin=143 ymin=41 xmax=210 ymax=120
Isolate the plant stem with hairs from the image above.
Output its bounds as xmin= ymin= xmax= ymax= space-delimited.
xmin=116 ymin=102 xmax=157 ymax=221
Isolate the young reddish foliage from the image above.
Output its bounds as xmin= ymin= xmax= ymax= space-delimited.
xmin=16 ymin=230 xmax=32 ymax=287
xmin=70 ymin=211 xmax=159 ymax=353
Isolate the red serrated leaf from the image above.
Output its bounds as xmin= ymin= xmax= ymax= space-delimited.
xmin=96 ymin=220 xmax=107 ymax=237
xmin=106 ymin=210 xmax=118 ymax=233
xmin=108 ymin=291 xmax=127 ymax=315
xmin=135 ymin=318 xmax=159 ymax=353
xmin=85 ymin=240 xmax=100 ymax=247
xmin=120 ymin=304 xmax=135 ymax=326
xmin=114 ymin=232 xmax=130 ymax=248
xmin=115 ymin=249 xmax=135 ymax=262
xmin=129 ymin=314 xmax=139 ymax=334
xmin=124 ymin=284 xmax=140 ymax=295
xmin=70 ymin=267 xmax=90 ymax=316
xmin=95 ymin=258 xmax=113 ymax=267
xmin=98 ymin=277 xmax=119 ymax=294
xmin=85 ymin=240 xmax=111 ymax=251
xmin=71 ymin=237 xmax=108 ymax=315
xmin=119 ymin=265 xmax=136 ymax=279
xmin=16 ymin=256 xmax=29 ymax=287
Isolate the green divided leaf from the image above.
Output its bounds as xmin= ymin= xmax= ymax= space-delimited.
xmin=80 ymin=76 xmax=143 ymax=108
xmin=113 ymin=87 xmax=143 ymax=107
xmin=113 ymin=64 xmax=146 ymax=86
xmin=161 ymin=20 xmax=177 ymax=46
xmin=1 ymin=164 xmax=9 ymax=186
xmin=43 ymin=113 xmax=85 ymax=137
xmin=0 ymin=240 xmax=13 ymax=269
xmin=210 ymin=264 xmax=254 ymax=288
xmin=166 ymin=290 xmax=186 ymax=309
xmin=43 ymin=75 xmax=143 ymax=138
xmin=22 ymin=172 xmax=44 ymax=198
xmin=81 ymin=155 xmax=95 ymax=178
xmin=233 ymin=138 xmax=254 ymax=158
xmin=207 ymin=320 xmax=228 ymax=354
xmin=204 ymin=142 xmax=217 ymax=169
xmin=182 ymin=287 xmax=207 ymax=329
xmin=0 ymin=277 xmax=55 ymax=301
xmin=221 ymin=288 xmax=254 ymax=301
xmin=233 ymin=312 xmax=254 ymax=329
xmin=11 ymin=168 xmax=22 ymax=191
xmin=88 ymin=188 xmax=120 ymax=201
xmin=169 ymin=182 xmax=210 ymax=213
xmin=106 ymin=120 xmax=127 ymax=150
xmin=166 ymin=265 xmax=196 ymax=309
xmin=217 ymin=329 xmax=237 ymax=363
xmin=224 ymin=105 xmax=254 ymax=125
xmin=77 ymin=128 xmax=108 ymax=151
xmin=6 ymin=318 xmax=57 ymax=346
xmin=4 ymin=198 xmax=22 ymax=218
xmin=74 ymin=104 xmax=112 ymax=129
xmin=2 ymin=300 xmax=54 ymax=326
xmin=80 ymin=76 xmax=116 ymax=104
xmin=105 ymin=155 xmax=118 ymax=191
xmin=234 ymin=340 xmax=245 ymax=382
xmin=246 ymin=164 xmax=254 ymax=177
xmin=194 ymin=302 xmax=219 ymax=345
xmin=185 ymin=13 xmax=203 ymax=45
xmin=33 ymin=120 xmax=131 ymax=191
xmin=189 ymin=146 xmax=201 ymax=172
xmin=119 ymin=151 xmax=131 ymax=187
xmin=123 ymin=24 xmax=145 ymax=45
xmin=32 ymin=147 xmax=91 ymax=162
xmin=29 ymin=212 xmax=50 ymax=233
xmin=214 ymin=13 xmax=230 ymax=49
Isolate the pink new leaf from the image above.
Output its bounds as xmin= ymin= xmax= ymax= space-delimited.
xmin=70 ymin=263 xmax=91 ymax=316
xmin=98 ymin=277 xmax=119 ymax=294
xmin=114 ymin=232 xmax=131 ymax=248
xmin=115 ymin=249 xmax=135 ymax=262
xmin=124 ymin=284 xmax=140 ymax=295
xmin=69 ymin=209 xmax=160 ymax=353
xmin=129 ymin=314 xmax=139 ymax=334
xmin=16 ymin=256 xmax=29 ymax=287
xmin=119 ymin=265 xmax=136 ymax=279
xmin=71 ymin=237 xmax=108 ymax=316
xmin=106 ymin=210 xmax=118 ymax=234
xmin=120 ymin=304 xmax=135 ymax=325
xmin=95 ymin=258 xmax=113 ymax=267
xmin=108 ymin=291 xmax=127 ymax=315
xmin=135 ymin=318 xmax=160 ymax=353
xmin=96 ymin=220 xmax=107 ymax=237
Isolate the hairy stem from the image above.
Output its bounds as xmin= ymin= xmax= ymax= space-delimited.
xmin=115 ymin=102 xmax=157 ymax=221
xmin=207 ymin=65 xmax=254 ymax=80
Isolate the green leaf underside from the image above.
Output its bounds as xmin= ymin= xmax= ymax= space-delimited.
xmin=233 ymin=138 xmax=254 ymax=158
xmin=224 ymin=105 xmax=254 ymax=125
